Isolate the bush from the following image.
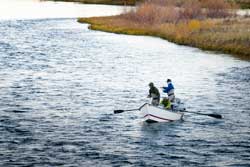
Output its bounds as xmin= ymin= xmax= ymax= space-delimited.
xmin=181 ymin=0 xmax=203 ymax=20
xmin=123 ymin=0 xmax=237 ymax=24
xmin=201 ymin=0 xmax=233 ymax=18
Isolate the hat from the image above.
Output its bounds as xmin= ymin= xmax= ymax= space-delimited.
xmin=149 ymin=82 xmax=154 ymax=87
xmin=167 ymin=79 xmax=171 ymax=82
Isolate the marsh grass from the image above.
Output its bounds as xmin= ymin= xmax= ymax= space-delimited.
xmin=78 ymin=0 xmax=250 ymax=58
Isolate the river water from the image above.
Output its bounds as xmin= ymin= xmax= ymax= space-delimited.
xmin=0 ymin=0 xmax=250 ymax=167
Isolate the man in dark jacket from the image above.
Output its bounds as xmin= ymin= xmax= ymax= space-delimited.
xmin=148 ymin=82 xmax=160 ymax=106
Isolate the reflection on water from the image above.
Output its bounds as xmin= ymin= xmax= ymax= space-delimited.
xmin=0 ymin=0 xmax=126 ymax=20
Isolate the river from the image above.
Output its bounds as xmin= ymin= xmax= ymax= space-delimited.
xmin=0 ymin=0 xmax=250 ymax=166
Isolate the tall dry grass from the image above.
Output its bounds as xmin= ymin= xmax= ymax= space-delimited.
xmin=78 ymin=0 xmax=250 ymax=57
xmin=123 ymin=0 xmax=238 ymax=24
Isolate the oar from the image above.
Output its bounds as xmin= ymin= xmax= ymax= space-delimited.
xmin=114 ymin=108 xmax=140 ymax=114
xmin=114 ymin=103 xmax=148 ymax=114
xmin=180 ymin=110 xmax=222 ymax=119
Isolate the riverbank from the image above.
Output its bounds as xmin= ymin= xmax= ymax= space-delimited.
xmin=78 ymin=1 xmax=250 ymax=59
xmin=78 ymin=17 xmax=250 ymax=58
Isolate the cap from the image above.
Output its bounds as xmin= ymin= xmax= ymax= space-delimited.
xmin=149 ymin=82 xmax=154 ymax=87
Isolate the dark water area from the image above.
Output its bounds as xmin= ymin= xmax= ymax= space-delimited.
xmin=0 ymin=18 xmax=250 ymax=167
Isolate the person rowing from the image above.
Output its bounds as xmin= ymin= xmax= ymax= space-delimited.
xmin=162 ymin=79 xmax=175 ymax=102
xmin=147 ymin=82 xmax=160 ymax=106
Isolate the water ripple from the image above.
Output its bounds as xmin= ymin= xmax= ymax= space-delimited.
xmin=0 ymin=18 xmax=250 ymax=166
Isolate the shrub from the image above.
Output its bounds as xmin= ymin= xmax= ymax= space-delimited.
xmin=123 ymin=0 xmax=238 ymax=25
xmin=180 ymin=0 xmax=203 ymax=20
xmin=201 ymin=0 xmax=233 ymax=18
xmin=124 ymin=2 xmax=159 ymax=24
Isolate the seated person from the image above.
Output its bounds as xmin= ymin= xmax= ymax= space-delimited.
xmin=161 ymin=97 xmax=171 ymax=110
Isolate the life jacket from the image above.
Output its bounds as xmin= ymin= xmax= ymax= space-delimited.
xmin=161 ymin=98 xmax=171 ymax=109
xmin=163 ymin=82 xmax=175 ymax=101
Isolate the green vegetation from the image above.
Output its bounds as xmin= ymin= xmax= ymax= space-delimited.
xmin=230 ymin=0 xmax=250 ymax=9
xmin=78 ymin=0 xmax=250 ymax=59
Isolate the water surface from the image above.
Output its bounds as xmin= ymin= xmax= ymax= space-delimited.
xmin=0 ymin=0 xmax=125 ymax=20
xmin=0 ymin=1 xmax=250 ymax=167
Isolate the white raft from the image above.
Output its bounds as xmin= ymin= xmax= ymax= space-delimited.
xmin=139 ymin=99 xmax=185 ymax=123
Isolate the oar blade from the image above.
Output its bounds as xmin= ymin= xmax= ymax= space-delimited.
xmin=208 ymin=114 xmax=222 ymax=119
xmin=114 ymin=110 xmax=125 ymax=114
xmin=180 ymin=110 xmax=223 ymax=119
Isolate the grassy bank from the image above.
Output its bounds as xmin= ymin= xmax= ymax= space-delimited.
xmin=78 ymin=0 xmax=250 ymax=59
xmin=78 ymin=17 xmax=250 ymax=57
xmin=44 ymin=0 xmax=140 ymax=5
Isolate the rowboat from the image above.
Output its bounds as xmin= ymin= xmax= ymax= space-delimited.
xmin=114 ymin=98 xmax=223 ymax=121
xmin=139 ymin=101 xmax=185 ymax=123
xmin=140 ymin=103 xmax=184 ymax=123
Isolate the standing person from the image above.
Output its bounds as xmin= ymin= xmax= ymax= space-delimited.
xmin=162 ymin=79 xmax=175 ymax=102
xmin=148 ymin=82 xmax=160 ymax=106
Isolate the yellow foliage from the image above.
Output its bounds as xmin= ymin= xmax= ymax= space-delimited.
xmin=188 ymin=20 xmax=201 ymax=32
xmin=175 ymin=22 xmax=191 ymax=39
xmin=200 ymin=19 xmax=216 ymax=30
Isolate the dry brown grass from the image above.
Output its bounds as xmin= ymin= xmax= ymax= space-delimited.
xmin=78 ymin=0 xmax=250 ymax=58
xmin=125 ymin=0 xmax=237 ymax=23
